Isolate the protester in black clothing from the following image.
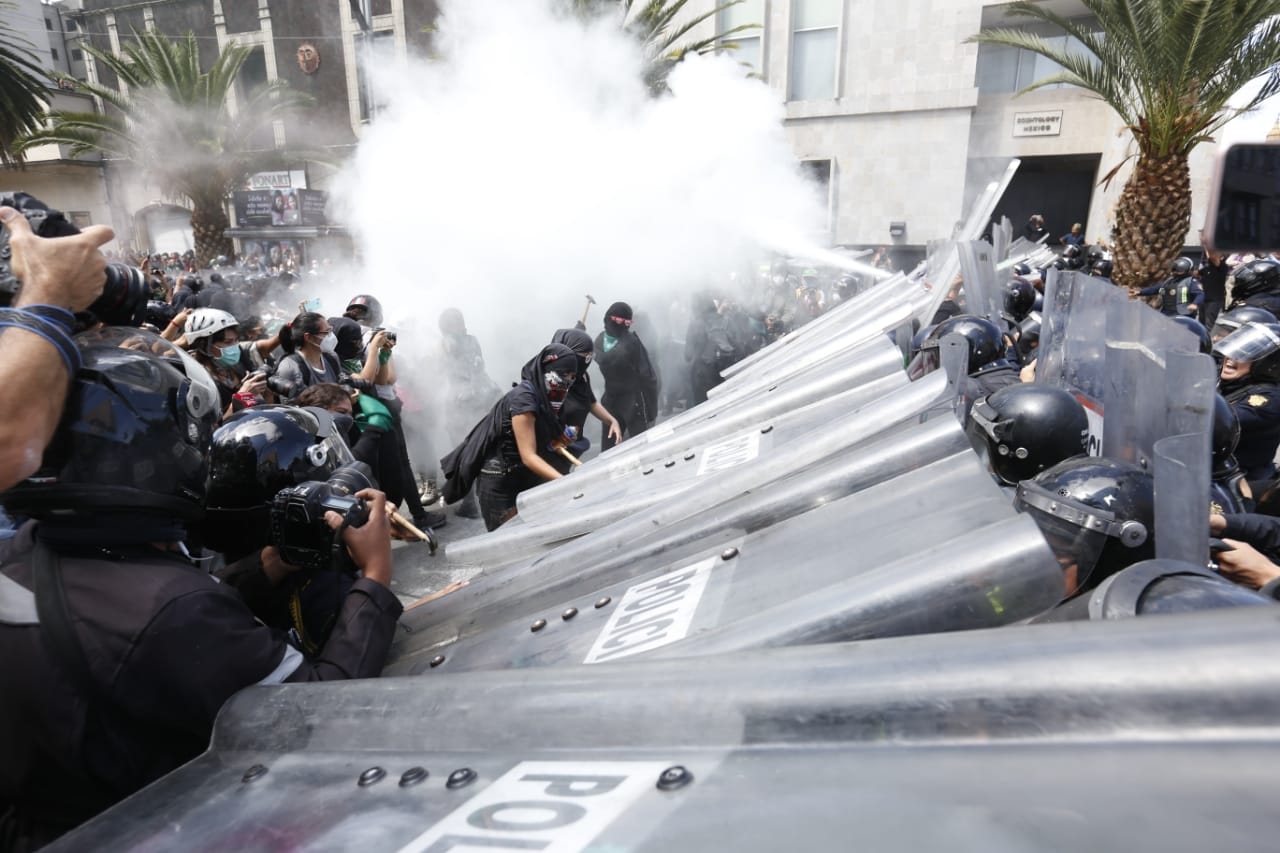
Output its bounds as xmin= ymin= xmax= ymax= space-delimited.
xmin=0 ymin=333 xmax=401 ymax=850
xmin=442 ymin=344 xmax=578 ymax=531
xmin=1198 ymin=250 xmax=1230 ymax=330
xmin=548 ymin=328 xmax=622 ymax=474
xmin=685 ymin=296 xmax=736 ymax=405
xmin=593 ymin=302 xmax=659 ymax=450
xmin=168 ymin=273 xmax=202 ymax=313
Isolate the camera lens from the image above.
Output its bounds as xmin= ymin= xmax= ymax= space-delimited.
xmin=91 ymin=262 xmax=150 ymax=327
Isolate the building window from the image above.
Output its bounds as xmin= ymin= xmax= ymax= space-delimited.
xmin=45 ymin=18 xmax=53 ymax=30
xmin=71 ymin=49 xmax=83 ymax=61
xmin=67 ymin=19 xmax=77 ymax=32
xmin=801 ymin=158 xmax=833 ymax=227
xmin=789 ymin=0 xmax=839 ymax=101
xmin=975 ymin=35 xmax=1096 ymax=94
xmin=50 ymin=47 xmax=59 ymax=61
xmin=357 ymin=30 xmax=394 ymax=122
xmin=719 ymin=0 xmax=763 ymax=77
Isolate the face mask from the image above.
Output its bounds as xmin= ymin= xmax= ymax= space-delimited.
xmin=216 ymin=343 xmax=241 ymax=367
xmin=318 ymin=331 xmax=337 ymax=353
xmin=545 ymin=370 xmax=574 ymax=411
xmin=332 ymin=413 xmax=355 ymax=435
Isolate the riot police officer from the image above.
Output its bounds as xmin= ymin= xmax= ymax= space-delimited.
xmin=0 ymin=329 xmax=401 ymax=847
xmin=1212 ymin=305 xmax=1278 ymax=344
xmin=916 ymin=315 xmax=1024 ymax=414
xmin=1214 ymin=321 xmax=1280 ymax=484
xmin=1014 ymin=456 xmax=1155 ymax=601
xmin=965 ymin=385 xmax=1089 ymax=491
xmin=1135 ymin=257 xmax=1203 ymax=316
xmin=1210 ymin=393 xmax=1251 ymax=515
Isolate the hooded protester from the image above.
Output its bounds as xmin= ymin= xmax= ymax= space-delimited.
xmin=593 ymin=302 xmax=660 ymax=451
xmin=440 ymin=343 xmax=579 ymax=531
xmin=549 ymin=328 xmax=622 ymax=474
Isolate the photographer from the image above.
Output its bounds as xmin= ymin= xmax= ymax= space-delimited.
xmin=0 ymin=205 xmax=114 ymax=492
xmin=0 ymin=333 xmax=402 ymax=849
xmin=181 ymin=308 xmax=268 ymax=417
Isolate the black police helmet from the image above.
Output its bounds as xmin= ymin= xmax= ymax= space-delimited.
xmin=145 ymin=299 xmax=175 ymax=330
xmin=346 ymin=294 xmax=384 ymax=326
xmin=920 ymin=315 xmax=1008 ymax=375
xmin=1015 ymin=457 xmax=1155 ymax=599
xmin=1003 ymin=278 xmax=1037 ymax=323
xmin=966 ymin=385 xmax=1089 ymax=486
xmin=1231 ymin=259 xmax=1280 ymax=298
xmin=1211 ymin=393 xmax=1241 ymax=479
xmin=2 ymin=328 xmax=220 ymax=522
xmin=1171 ymin=256 xmax=1195 ymax=276
xmin=1170 ymin=315 xmax=1212 ymax=354
xmin=1015 ymin=311 xmax=1042 ymax=363
xmin=1213 ymin=305 xmax=1278 ymax=344
xmin=1090 ymin=258 xmax=1114 ymax=279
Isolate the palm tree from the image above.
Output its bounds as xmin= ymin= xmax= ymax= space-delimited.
xmin=18 ymin=30 xmax=311 ymax=264
xmin=0 ymin=0 xmax=52 ymax=166
xmin=572 ymin=0 xmax=759 ymax=94
xmin=970 ymin=0 xmax=1280 ymax=289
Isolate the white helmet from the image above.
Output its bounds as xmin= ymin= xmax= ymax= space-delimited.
xmin=184 ymin=308 xmax=238 ymax=344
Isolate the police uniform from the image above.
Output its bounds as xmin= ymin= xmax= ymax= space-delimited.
xmin=0 ymin=523 xmax=402 ymax=847
xmin=1138 ymin=275 xmax=1203 ymax=316
xmin=1220 ymin=378 xmax=1280 ymax=482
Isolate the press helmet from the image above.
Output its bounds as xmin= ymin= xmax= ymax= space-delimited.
xmin=966 ymin=385 xmax=1090 ymax=486
xmin=1 ymin=328 xmax=220 ymax=522
xmin=345 ymin=294 xmax=384 ymax=327
xmin=184 ymin=308 xmax=239 ymax=354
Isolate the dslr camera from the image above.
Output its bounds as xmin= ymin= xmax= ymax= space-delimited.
xmin=0 ymin=191 xmax=150 ymax=326
xmin=269 ymin=463 xmax=374 ymax=571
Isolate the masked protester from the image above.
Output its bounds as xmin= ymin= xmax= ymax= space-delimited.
xmin=548 ymin=329 xmax=622 ymax=474
xmin=593 ymin=302 xmax=659 ymax=450
xmin=440 ymin=344 xmax=578 ymax=531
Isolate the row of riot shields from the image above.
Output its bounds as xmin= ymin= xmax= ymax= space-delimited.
xmin=56 ymin=171 xmax=1266 ymax=848
xmin=54 ymin=607 xmax=1280 ymax=851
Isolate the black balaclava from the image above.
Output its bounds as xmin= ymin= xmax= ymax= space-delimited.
xmin=603 ymin=301 xmax=633 ymax=339
xmin=519 ymin=343 xmax=578 ymax=420
xmin=552 ymin=328 xmax=594 ymax=378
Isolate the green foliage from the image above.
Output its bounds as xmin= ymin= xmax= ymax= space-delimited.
xmin=969 ymin=0 xmax=1280 ymax=159
xmin=0 ymin=0 xmax=53 ymax=165
xmin=571 ymin=0 xmax=759 ymax=93
xmin=18 ymin=30 xmax=311 ymax=208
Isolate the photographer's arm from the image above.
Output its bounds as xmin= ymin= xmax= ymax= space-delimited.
xmin=354 ymin=330 xmax=388 ymax=383
xmin=253 ymin=328 xmax=282 ymax=357
xmin=0 ymin=206 xmax=113 ymax=491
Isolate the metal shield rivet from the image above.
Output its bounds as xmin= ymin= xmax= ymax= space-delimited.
xmin=721 ymin=547 xmax=739 ymax=560
xmin=429 ymin=655 xmax=446 ymax=668
xmin=399 ymin=767 xmax=428 ymax=787
xmin=531 ymin=618 xmax=547 ymax=632
xmin=358 ymin=766 xmax=386 ymax=787
xmin=242 ymin=764 xmax=268 ymax=783
xmin=656 ymin=765 xmax=693 ymax=791
xmin=447 ymin=768 xmax=477 ymax=789
xmin=594 ymin=597 xmax=612 ymax=608
xmin=562 ymin=607 xmax=578 ymax=621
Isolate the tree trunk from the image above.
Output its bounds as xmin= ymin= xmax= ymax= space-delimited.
xmin=1111 ymin=153 xmax=1191 ymax=291
xmin=190 ymin=201 xmax=234 ymax=268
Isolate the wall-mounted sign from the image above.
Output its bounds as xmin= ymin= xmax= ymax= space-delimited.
xmin=1013 ymin=110 xmax=1063 ymax=138
xmin=233 ymin=188 xmax=327 ymax=227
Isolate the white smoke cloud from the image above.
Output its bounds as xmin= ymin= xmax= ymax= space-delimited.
xmin=330 ymin=0 xmax=824 ymax=375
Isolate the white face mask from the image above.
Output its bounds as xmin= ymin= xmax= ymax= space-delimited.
xmin=318 ymin=331 xmax=338 ymax=354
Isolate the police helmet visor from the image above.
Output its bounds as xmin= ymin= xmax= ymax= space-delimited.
xmin=1213 ymin=322 xmax=1280 ymax=364
xmin=906 ymin=348 xmax=939 ymax=380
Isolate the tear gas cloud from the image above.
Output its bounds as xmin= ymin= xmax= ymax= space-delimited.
xmin=327 ymin=0 xmax=829 ymax=388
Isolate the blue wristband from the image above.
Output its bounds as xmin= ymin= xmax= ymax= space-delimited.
xmin=18 ymin=304 xmax=76 ymax=332
xmin=0 ymin=309 xmax=81 ymax=377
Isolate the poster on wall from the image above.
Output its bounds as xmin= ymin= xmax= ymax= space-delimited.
xmin=241 ymin=239 xmax=305 ymax=273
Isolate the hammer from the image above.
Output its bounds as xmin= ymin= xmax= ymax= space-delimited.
xmin=579 ymin=294 xmax=597 ymax=327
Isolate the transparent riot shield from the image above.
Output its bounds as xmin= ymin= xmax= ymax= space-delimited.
xmin=1154 ymin=433 xmax=1211 ymax=568
xmin=386 ymin=451 xmax=1061 ymax=677
xmin=1101 ymin=301 xmax=1210 ymax=469
xmin=449 ymin=367 xmax=911 ymax=566
xmin=515 ymin=338 xmax=907 ymax=522
xmin=991 ymin=216 xmax=1012 ymax=263
xmin=956 ymin=240 xmax=1001 ymax=322
xmin=53 ymin=608 xmax=1280 ymax=852
xmin=390 ymin=377 xmax=956 ymax=660
xmin=1035 ymin=270 xmax=1127 ymax=406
